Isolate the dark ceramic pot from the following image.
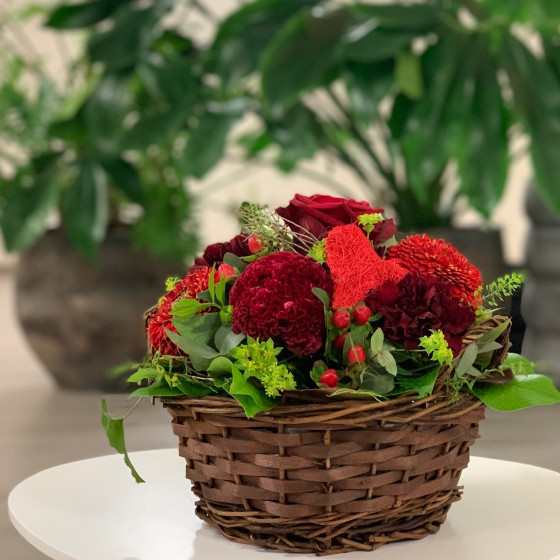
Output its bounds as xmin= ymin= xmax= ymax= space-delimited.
xmin=15 ymin=228 xmax=182 ymax=392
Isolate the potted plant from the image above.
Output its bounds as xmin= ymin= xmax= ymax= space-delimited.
xmin=103 ymin=193 xmax=560 ymax=554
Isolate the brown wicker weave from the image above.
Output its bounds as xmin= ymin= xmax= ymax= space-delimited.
xmin=159 ymin=315 xmax=510 ymax=555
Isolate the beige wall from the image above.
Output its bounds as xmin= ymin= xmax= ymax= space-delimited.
xmin=3 ymin=0 xmax=532 ymax=266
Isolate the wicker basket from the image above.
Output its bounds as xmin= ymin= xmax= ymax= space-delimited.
xmin=159 ymin=316 xmax=510 ymax=555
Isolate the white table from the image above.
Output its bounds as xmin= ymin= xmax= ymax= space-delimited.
xmin=8 ymin=450 xmax=560 ymax=560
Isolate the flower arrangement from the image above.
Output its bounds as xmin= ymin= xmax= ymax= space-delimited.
xmin=104 ymin=194 xmax=560 ymax=482
xmin=102 ymin=194 xmax=560 ymax=554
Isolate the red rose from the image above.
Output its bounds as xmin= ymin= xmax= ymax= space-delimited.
xmin=276 ymin=194 xmax=395 ymax=246
xmin=190 ymin=234 xmax=252 ymax=271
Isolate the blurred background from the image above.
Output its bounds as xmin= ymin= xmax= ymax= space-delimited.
xmin=2 ymin=0 xmax=560 ymax=557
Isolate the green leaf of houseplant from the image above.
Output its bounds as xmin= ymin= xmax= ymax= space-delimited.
xmin=0 ymin=154 xmax=61 ymax=252
xmin=347 ymin=3 xmax=441 ymax=30
xmin=260 ymin=8 xmax=354 ymax=114
xmin=339 ymin=26 xmax=416 ymax=63
xmin=60 ymin=159 xmax=108 ymax=259
xmin=182 ymin=99 xmax=248 ymax=178
xmin=210 ymin=0 xmax=319 ymax=90
xmin=472 ymin=374 xmax=560 ymax=411
xmin=101 ymin=399 xmax=144 ymax=483
xmin=503 ymin=34 xmax=560 ymax=216
xmin=100 ymin=158 xmax=144 ymax=204
xmin=46 ymin=0 xmax=125 ymax=29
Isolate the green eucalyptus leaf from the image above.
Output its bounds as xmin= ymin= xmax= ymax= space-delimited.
xmin=171 ymin=313 xmax=221 ymax=346
xmin=101 ymin=400 xmax=144 ymax=483
xmin=214 ymin=325 xmax=246 ymax=355
xmin=360 ymin=369 xmax=394 ymax=394
xmin=456 ymin=343 xmax=479 ymax=377
xmin=370 ymin=327 xmax=384 ymax=355
xmin=476 ymin=319 xmax=511 ymax=345
xmin=61 ymin=159 xmax=108 ymax=260
xmin=165 ymin=329 xmax=218 ymax=371
xmin=376 ymin=349 xmax=397 ymax=376
xmin=223 ymin=252 xmax=248 ymax=272
xmin=472 ymin=374 xmax=560 ymax=411
xmin=228 ymin=365 xmax=276 ymax=417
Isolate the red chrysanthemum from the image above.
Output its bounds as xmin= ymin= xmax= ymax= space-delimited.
xmin=229 ymin=252 xmax=332 ymax=356
xmin=147 ymin=268 xmax=215 ymax=356
xmin=325 ymin=224 xmax=407 ymax=309
xmin=387 ymin=234 xmax=482 ymax=308
xmin=365 ymin=273 xmax=476 ymax=354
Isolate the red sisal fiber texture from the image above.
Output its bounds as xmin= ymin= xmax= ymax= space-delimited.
xmin=326 ymin=224 xmax=407 ymax=309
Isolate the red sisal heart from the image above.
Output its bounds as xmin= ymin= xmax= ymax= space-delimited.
xmin=325 ymin=224 xmax=407 ymax=309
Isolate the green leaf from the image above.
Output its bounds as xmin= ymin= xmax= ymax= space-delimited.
xmin=129 ymin=381 xmax=184 ymax=397
xmin=344 ymin=60 xmax=394 ymax=126
xmin=182 ymin=99 xmax=248 ymax=178
xmin=340 ymin=25 xmax=416 ymax=63
xmin=165 ymin=330 xmax=218 ymax=371
xmin=207 ymin=356 xmax=234 ymax=376
xmin=312 ymin=287 xmax=331 ymax=308
xmin=370 ymin=327 xmax=384 ymax=355
xmin=101 ymin=400 xmax=144 ymax=483
xmin=223 ymin=252 xmax=248 ymax=272
xmin=46 ymin=0 xmax=124 ymax=29
xmin=260 ymin=8 xmax=354 ymax=114
xmin=214 ymin=325 xmax=245 ymax=354
xmin=347 ymin=3 xmax=441 ymax=30
xmin=310 ymin=360 xmax=329 ymax=384
xmin=476 ymin=319 xmax=511 ymax=345
xmin=171 ymin=299 xmax=214 ymax=318
xmin=87 ymin=3 xmax=172 ymax=70
xmin=0 ymin=156 xmax=60 ymax=252
xmin=61 ymin=159 xmax=108 ymax=259
xmin=396 ymin=367 xmax=439 ymax=398
xmin=472 ymin=374 xmax=560 ymax=411
xmin=376 ymin=349 xmax=397 ymax=376
xmin=228 ymin=365 xmax=276 ymax=417
xmin=359 ymin=369 xmax=394 ymax=394
xmin=456 ymin=343 xmax=479 ymax=377
xmin=127 ymin=367 xmax=160 ymax=385
xmin=172 ymin=376 xmax=215 ymax=397
xmin=100 ymin=158 xmax=144 ymax=204
xmin=210 ymin=0 xmax=319 ymax=90
xmin=172 ymin=313 xmax=221 ymax=346
xmin=122 ymin=108 xmax=188 ymax=150
xmin=395 ymin=50 xmax=424 ymax=100
xmin=331 ymin=387 xmax=382 ymax=400
xmin=503 ymin=35 xmax=560 ymax=216
xmin=501 ymin=353 xmax=535 ymax=376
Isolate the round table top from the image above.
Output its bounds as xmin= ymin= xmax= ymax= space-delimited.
xmin=8 ymin=449 xmax=560 ymax=560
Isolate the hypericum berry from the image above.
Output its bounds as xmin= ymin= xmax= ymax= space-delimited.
xmin=353 ymin=305 xmax=371 ymax=325
xmin=319 ymin=369 xmax=339 ymax=388
xmin=248 ymin=235 xmax=265 ymax=254
xmin=348 ymin=345 xmax=366 ymax=364
xmin=217 ymin=263 xmax=236 ymax=280
xmin=332 ymin=309 xmax=351 ymax=329
xmin=333 ymin=332 xmax=348 ymax=349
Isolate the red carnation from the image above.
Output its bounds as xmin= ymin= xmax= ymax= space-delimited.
xmin=387 ymin=234 xmax=482 ymax=308
xmin=148 ymin=268 xmax=215 ymax=356
xmin=190 ymin=234 xmax=251 ymax=270
xmin=276 ymin=193 xmax=395 ymax=246
xmin=365 ymin=273 xmax=476 ymax=354
xmin=229 ymin=252 xmax=332 ymax=356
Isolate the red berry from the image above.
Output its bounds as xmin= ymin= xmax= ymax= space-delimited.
xmin=248 ymin=235 xmax=265 ymax=254
xmin=333 ymin=332 xmax=348 ymax=349
xmin=353 ymin=305 xmax=371 ymax=325
xmin=319 ymin=369 xmax=338 ymax=388
xmin=348 ymin=345 xmax=366 ymax=364
xmin=332 ymin=309 xmax=351 ymax=329
xmin=217 ymin=263 xmax=236 ymax=280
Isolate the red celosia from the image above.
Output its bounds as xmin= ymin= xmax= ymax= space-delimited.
xmin=229 ymin=252 xmax=332 ymax=356
xmin=365 ymin=273 xmax=476 ymax=354
xmin=387 ymin=234 xmax=482 ymax=308
xmin=148 ymin=268 xmax=215 ymax=356
xmin=325 ymin=224 xmax=407 ymax=309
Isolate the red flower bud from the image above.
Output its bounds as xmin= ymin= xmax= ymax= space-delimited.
xmin=353 ymin=305 xmax=371 ymax=325
xmin=333 ymin=332 xmax=348 ymax=349
xmin=319 ymin=369 xmax=338 ymax=388
xmin=217 ymin=263 xmax=236 ymax=280
xmin=248 ymin=235 xmax=265 ymax=254
xmin=348 ymin=345 xmax=366 ymax=364
xmin=332 ymin=309 xmax=351 ymax=329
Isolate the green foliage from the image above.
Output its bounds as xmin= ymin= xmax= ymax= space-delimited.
xmin=307 ymin=239 xmax=326 ymax=264
xmin=483 ymin=273 xmax=525 ymax=307
xmin=357 ymin=213 xmax=383 ymax=236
